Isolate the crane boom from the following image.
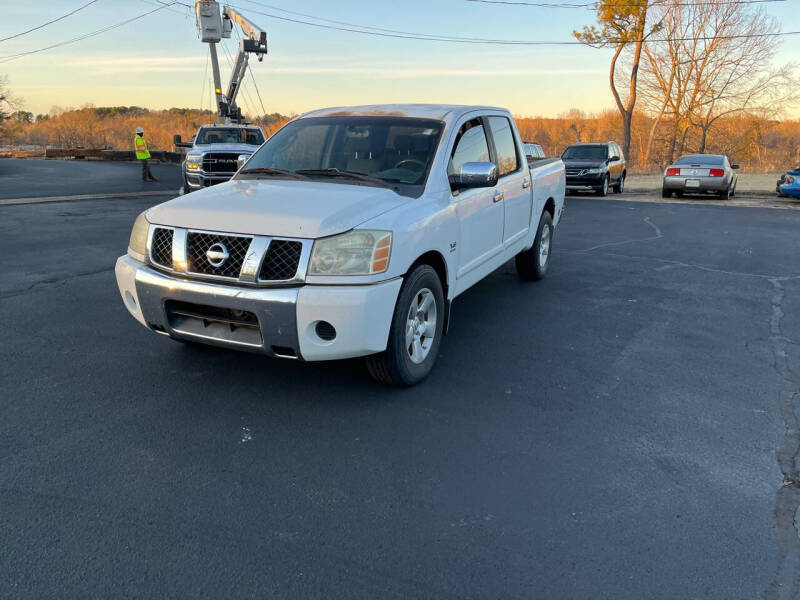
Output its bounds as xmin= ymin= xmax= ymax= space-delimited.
xmin=195 ymin=0 xmax=267 ymax=123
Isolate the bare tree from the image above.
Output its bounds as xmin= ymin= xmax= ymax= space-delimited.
xmin=638 ymin=0 xmax=797 ymax=165
xmin=575 ymin=0 xmax=661 ymax=160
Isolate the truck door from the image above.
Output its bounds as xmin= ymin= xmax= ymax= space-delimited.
xmin=450 ymin=118 xmax=504 ymax=278
xmin=486 ymin=116 xmax=530 ymax=246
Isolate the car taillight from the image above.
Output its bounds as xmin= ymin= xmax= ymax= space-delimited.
xmin=666 ymin=168 xmax=680 ymax=176
xmin=709 ymin=168 xmax=724 ymax=177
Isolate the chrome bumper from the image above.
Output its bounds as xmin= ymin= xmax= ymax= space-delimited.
xmin=116 ymin=254 xmax=300 ymax=358
xmin=115 ymin=255 xmax=403 ymax=362
xmin=184 ymin=171 xmax=235 ymax=189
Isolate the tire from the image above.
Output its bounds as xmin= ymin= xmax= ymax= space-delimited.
xmin=718 ymin=186 xmax=730 ymax=200
xmin=613 ymin=173 xmax=625 ymax=193
xmin=596 ymin=175 xmax=609 ymax=197
xmin=662 ymin=187 xmax=671 ymax=198
xmin=365 ymin=265 xmax=444 ymax=386
xmin=515 ymin=211 xmax=553 ymax=281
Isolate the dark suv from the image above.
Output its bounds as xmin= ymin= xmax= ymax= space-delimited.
xmin=561 ymin=141 xmax=626 ymax=196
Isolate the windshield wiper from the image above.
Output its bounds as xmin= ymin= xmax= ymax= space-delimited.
xmin=239 ymin=167 xmax=307 ymax=180
xmin=295 ymin=168 xmax=391 ymax=188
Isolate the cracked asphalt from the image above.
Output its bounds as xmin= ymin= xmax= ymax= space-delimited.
xmin=1 ymin=188 xmax=800 ymax=599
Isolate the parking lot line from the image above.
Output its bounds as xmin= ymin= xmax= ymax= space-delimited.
xmin=0 ymin=190 xmax=179 ymax=206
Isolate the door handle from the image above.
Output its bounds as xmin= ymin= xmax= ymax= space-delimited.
xmin=522 ymin=178 xmax=531 ymax=189
xmin=493 ymin=191 xmax=504 ymax=203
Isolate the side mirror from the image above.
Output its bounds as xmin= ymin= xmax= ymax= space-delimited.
xmin=731 ymin=164 xmax=739 ymax=170
xmin=609 ymin=156 xmax=620 ymax=162
xmin=237 ymin=154 xmax=249 ymax=170
xmin=173 ymin=134 xmax=182 ymax=146
xmin=449 ymin=162 xmax=498 ymax=190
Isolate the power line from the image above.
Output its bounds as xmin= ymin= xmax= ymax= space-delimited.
xmin=0 ymin=3 xmax=176 ymax=63
xmin=230 ymin=3 xmax=800 ymax=46
xmin=465 ymin=0 xmax=785 ymax=6
xmin=0 ymin=0 xmax=102 ymax=44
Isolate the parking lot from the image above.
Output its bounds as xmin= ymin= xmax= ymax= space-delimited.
xmin=2 ymin=161 xmax=800 ymax=598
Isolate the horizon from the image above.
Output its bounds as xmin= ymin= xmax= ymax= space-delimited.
xmin=2 ymin=0 xmax=799 ymax=119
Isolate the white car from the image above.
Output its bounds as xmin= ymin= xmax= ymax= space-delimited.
xmin=116 ymin=105 xmax=566 ymax=385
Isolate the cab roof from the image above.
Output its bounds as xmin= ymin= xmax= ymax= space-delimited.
xmin=299 ymin=104 xmax=510 ymax=127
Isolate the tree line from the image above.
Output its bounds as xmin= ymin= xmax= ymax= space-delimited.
xmin=0 ymin=104 xmax=292 ymax=154
xmin=1 ymin=103 xmax=797 ymax=172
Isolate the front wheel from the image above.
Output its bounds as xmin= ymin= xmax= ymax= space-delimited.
xmin=596 ymin=176 xmax=609 ymax=197
xmin=365 ymin=265 xmax=445 ymax=386
xmin=515 ymin=211 xmax=553 ymax=281
xmin=613 ymin=173 xmax=625 ymax=193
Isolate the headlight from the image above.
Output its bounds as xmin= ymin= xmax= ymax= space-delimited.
xmin=186 ymin=154 xmax=202 ymax=170
xmin=585 ymin=168 xmax=602 ymax=174
xmin=308 ymin=230 xmax=392 ymax=275
xmin=128 ymin=211 xmax=149 ymax=258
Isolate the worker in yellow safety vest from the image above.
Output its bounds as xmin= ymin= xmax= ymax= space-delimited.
xmin=134 ymin=126 xmax=157 ymax=182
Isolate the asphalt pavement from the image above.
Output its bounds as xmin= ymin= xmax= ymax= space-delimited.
xmin=0 ymin=159 xmax=180 ymax=200
xmin=1 ymin=186 xmax=800 ymax=598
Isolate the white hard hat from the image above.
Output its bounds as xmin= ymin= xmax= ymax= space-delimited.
xmin=136 ymin=126 xmax=144 ymax=134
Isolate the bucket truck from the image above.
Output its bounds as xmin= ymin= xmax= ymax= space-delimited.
xmin=174 ymin=1 xmax=269 ymax=193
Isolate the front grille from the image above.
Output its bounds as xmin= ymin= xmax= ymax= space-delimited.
xmin=186 ymin=232 xmax=251 ymax=278
xmin=259 ymin=240 xmax=302 ymax=281
xmin=565 ymin=168 xmax=585 ymax=176
xmin=150 ymin=227 xmax=173 ymax=268
xmin=202 ymin=153 xmax=240 ymax=174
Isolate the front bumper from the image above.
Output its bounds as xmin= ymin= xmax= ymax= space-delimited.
xmin=115 ymin=255 xmax=402 ymax=361
xmin=184 ymin=170 xmax=235 ymax=190
xmin=565 ymin=174 xmax=605 ymax=190
xmin=663 ymin=176 xmax=730 ymax=193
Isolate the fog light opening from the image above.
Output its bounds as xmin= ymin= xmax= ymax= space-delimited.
xmin=124 ymin=290 xmax=137 ymax=313
xmin=314 ymin=321 xmax=337 ymax=341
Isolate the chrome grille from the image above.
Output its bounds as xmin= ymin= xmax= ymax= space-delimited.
xmin=259 ymin=240 xmax=302 ymax=281
xmin=150 ymin=227 xmax=173 ymax=268
xmin=201 ymin=153 xmax=240 ymax=174
xmin=186 ymin=232 xmax=252 ymax=278
xmin=565 ymin=168 xmax=585 ymax=176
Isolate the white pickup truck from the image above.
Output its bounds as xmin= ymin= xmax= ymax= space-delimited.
xmin=116 ymin=105 xmax=565 ymax=385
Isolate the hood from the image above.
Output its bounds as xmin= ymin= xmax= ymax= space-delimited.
xmin=146 ymin=179 xmax=406 ymax=239
xmin=562 ymin=158 xmax=606 ymax=168
xmin=191 ymin=143 xmax=259 ymax=154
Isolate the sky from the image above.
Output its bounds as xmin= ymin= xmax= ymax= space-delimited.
xmin=1 ymin=0 xmax=799 ymax=119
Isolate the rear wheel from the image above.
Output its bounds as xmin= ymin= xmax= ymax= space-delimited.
xmin=661 ymin=187 xmax=671 ymax=198
xmin=718 ymin=186 xmax=730 ymax=200
xmin=365 ymin=265 xmax=444 ymax=386
xmin=515 ymin=211 xmax=553 ymax=281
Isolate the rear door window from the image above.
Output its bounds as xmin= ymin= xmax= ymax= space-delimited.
xmin=487 ymin=116 xmax=520 ymax=177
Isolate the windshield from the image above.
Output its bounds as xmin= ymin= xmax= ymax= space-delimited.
xmin=562 ymin=145 xmax=607 ymax=161
xmin=240 ymin=116 xmax=443 ymax=188
xmin=675 ymin=154 xmax=723 ymax=165
xmin=196 ymin=127 xmax=265 ymax=145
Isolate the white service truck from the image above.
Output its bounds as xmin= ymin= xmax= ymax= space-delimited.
xmin=116 ymin=104 xmax=566 ymax=385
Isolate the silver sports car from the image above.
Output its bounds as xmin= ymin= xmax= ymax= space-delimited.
xmin=662 ymin=154 xmax=739 ymax=199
